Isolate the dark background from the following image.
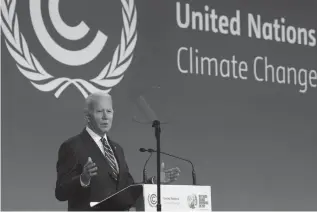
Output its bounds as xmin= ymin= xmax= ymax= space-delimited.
xmin=1 ymin=0 xmax=317 ymax=210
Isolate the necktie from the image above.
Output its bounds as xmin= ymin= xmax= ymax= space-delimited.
xmin=100 ymin=137 xmax=119 ymax=180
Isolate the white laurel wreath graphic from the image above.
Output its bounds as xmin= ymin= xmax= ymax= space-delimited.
xmin=1 ymin=0 xmax=137 ymax=98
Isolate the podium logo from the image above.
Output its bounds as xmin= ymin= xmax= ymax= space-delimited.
xmin=148 ymin=194 xmax=157 ymax=207
xmin=1 ymin=0 xmax=138 ymax=98
xmin=187 ymin=194 xmax=198 ymax=209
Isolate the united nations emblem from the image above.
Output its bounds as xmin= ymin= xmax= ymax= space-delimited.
xmin=1 ymin=0 xmax=138 ymax=98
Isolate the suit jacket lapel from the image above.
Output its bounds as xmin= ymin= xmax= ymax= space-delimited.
xmin=80 ymin=129 xmax=115 ymax=180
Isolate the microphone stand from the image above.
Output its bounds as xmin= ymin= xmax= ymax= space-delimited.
xmin=152 ymin=120 xmax=161 ymax=211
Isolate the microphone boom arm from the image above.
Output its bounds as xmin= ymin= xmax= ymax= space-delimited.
xmin=148 ymin=148 xmax=197 ymax=185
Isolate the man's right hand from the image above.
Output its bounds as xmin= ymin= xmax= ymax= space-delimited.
xmin=80 ymin=157 xmax=98 ymax=186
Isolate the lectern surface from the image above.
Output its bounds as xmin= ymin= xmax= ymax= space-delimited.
xmin=90 ymin=184 xmax=143 ymax=211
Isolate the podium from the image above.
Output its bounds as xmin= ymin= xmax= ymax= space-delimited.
xmin=90 ymin=184 xmax=212 ymax=211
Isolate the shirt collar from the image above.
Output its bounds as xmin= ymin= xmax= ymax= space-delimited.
xmin=85 ymin=126 xmax=108 ymax=143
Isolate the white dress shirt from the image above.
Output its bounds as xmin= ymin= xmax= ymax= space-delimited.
xmin=85 ymin=126 xmax=106 ymax=155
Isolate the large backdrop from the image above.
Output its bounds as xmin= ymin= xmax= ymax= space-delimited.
xmin=1 ymin=0 xmax=317 ymax=210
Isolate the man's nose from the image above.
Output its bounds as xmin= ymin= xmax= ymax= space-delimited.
xmin=102 ymin=111 xmax=108 ymax=119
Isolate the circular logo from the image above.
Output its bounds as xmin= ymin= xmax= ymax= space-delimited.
xmin=148 ymin=193 xmax=157 ymax=207
xmin=1 ymin=0 xmax=138 ymax=98
xmin=187 ymin=194 xmax=198 ymax=209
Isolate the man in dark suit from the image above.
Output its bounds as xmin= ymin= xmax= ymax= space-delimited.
xmin=55 ymin=92 xmax=180 ymax=211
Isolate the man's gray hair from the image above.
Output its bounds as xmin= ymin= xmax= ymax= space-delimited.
xmin=84 ymin=92 xmax=112 ymax=113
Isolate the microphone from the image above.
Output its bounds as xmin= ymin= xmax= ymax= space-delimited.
xmin=141 ymin=148 xmax=197 ymax=185
xmin=139 ymin=148 xmax=153 ymax=183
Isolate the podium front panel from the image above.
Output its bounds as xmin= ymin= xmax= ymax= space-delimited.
xmin=141 ymin=185 xmax=212 ymax=211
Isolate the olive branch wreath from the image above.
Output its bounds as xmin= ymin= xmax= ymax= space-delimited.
xmin=1 ymin=0 xmax=137 ymax=98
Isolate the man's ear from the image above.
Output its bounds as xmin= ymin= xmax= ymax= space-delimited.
xmin=84 ymin=110 xmax=90 ymax=122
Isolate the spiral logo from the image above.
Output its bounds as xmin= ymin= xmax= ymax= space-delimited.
xmin=1 ymin=0 xmax=138 ymax=98
xmin=148 ymin=193 xmax=157 ymax=207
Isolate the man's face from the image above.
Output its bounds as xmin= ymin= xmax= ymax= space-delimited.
xmin=87 ymin=96 xmax=113 ymax=135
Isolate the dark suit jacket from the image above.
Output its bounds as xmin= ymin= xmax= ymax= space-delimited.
xmin=55 ymin=129 xmax=135 ymax=211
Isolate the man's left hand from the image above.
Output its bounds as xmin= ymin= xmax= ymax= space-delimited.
xmin=161 ymin=162 xmax=181 ymax=184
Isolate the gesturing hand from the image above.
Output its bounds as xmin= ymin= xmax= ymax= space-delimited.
xmin=161 ymin=162 xmax=181 ymax=184
xmin=81 ymin=157 xmax=98 ymax=185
